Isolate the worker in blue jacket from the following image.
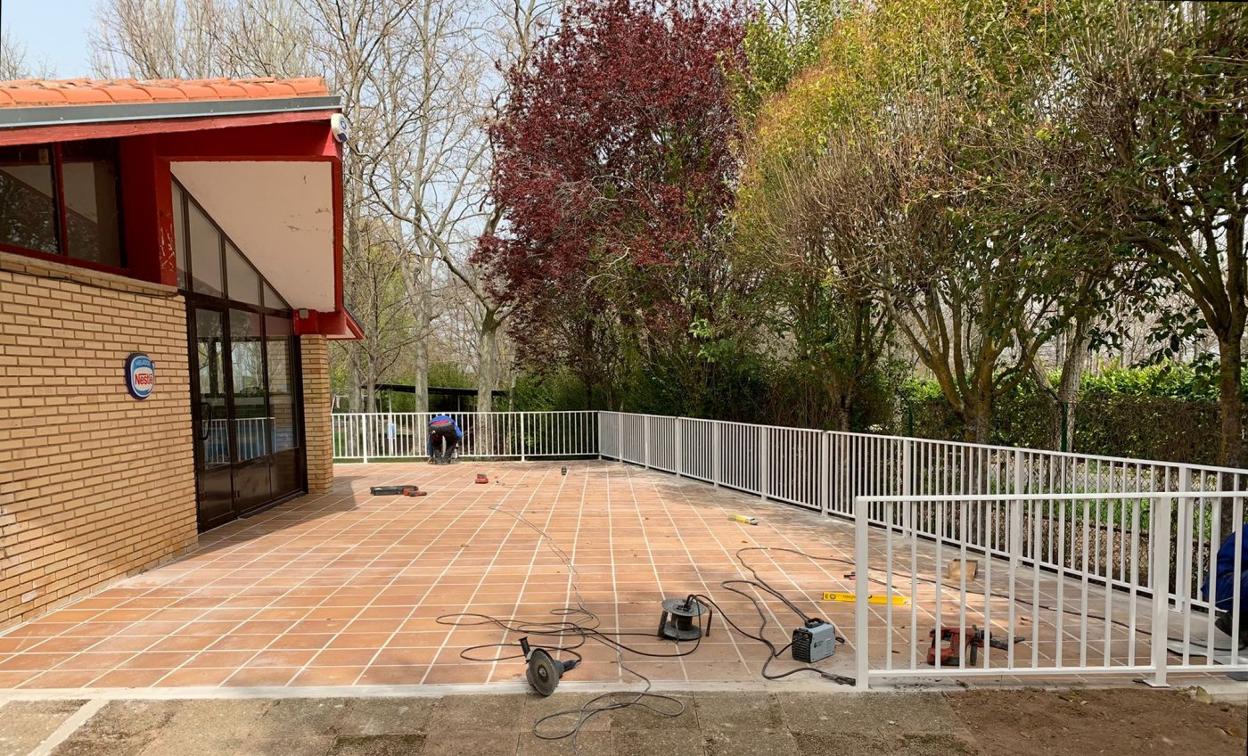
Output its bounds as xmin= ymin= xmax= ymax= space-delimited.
xmin=428 ymin=413 xmax=463 ymax=463
xmin=1203 ymin=532 xmax=1248 ymax=649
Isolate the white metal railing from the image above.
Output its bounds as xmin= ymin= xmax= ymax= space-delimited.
xmin=331 ymin=411 xmax=598 ymax=462
xmin=331 ymin=409 xmax=1245 ymax=685
xmin=852 ymin=491 xmax=1245 ymax=688
xmin=203 ymin=417 xmax=277 ymax=465
xmin=599 ymin=412 xmax=1246 ymax=601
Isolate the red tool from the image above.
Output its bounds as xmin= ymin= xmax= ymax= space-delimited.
xmin=928 ymin=626 xmax=973 ymax=666
xmin=475 ymin=473 xmax=489 ymax=484
xmin=927 ymin=625 xmax=1020 ymax=666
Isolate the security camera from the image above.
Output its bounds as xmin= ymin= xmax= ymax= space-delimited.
xmin=330 ymin=113 xmax=349 ymax=144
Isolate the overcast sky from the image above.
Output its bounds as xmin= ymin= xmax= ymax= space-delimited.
xmin=2 ymin=0 xmax=96 ymax=77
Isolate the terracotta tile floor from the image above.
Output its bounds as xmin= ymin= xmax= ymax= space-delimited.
xmin=0 ymin=461 xmax=1232 ymax=691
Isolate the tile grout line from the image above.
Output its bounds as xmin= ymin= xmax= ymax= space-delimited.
xmin=621 ymin=464 xmax=688 ymax=683
xmin=135 ymin=466 xmax=423 ymax=689
xmin=346 ymin=463 xmax=514 ymax=685
xmin=644 ymin=473 xmax=752 ymax=674
xmin=209 ymin=463 xmax=466 ymax=688
xmin=658 ymin=474 xmax=805 ymax=675
xmin=484 ymin=463 xmax=571 ymax=683
xmin=418 ymin=463 xmax=552 ymax=685
xmin=30 ymin=469 xmax=412 ymax=689
xmin=137 ymin=469 xmax=414 ymax=688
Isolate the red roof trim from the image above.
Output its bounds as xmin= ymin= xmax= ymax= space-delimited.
xmin=0 ymin=109 xmax=333 ymax=148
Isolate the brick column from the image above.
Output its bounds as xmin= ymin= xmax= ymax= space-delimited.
xmin=301 ymin=335 xmax=334 ymax=494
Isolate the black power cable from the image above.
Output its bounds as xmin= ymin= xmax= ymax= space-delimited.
xmin=438 ymin=486 xmax=1207 ymax=747
xmin=436 ymin=490 xmax=702 ymax=750
xmin=435 ymin=488 xmax=862 ymax=748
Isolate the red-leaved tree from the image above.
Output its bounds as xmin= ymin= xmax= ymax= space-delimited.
xmin=476 ymin=0 xmax=751 ymax=409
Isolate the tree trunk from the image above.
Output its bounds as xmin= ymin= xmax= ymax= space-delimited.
xmin=827 ymin=386 xmax=851 ymax=432
xmin=412 ymin=336 xmax=429 ymax=414
xmin=1217 ymin=335 xmax=1245 ymax=469
xmin=1054 ymin=327 xmax=1091 ymax=451
xmin=477 ymin=311 xmax=501 ymax=414
xmin=347 ymin=345 xmax=362 ymax=412
xmin=365 ymin=361 xmax=377 ymax=413
xmin=1216 ymin=332 xmax=1243 ymax=540
xmin=965 ymin=391 xmax=993 ymax=445
xmin=410 ymin=253 xmax=436 ymax=414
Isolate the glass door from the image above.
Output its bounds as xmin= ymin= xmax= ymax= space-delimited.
xmin=266 ymin=314 xmax=304 ymax=499
xmin=228 ymin=308 xmax=273 ymax=514
xmin=192 ymin=306 xmax=235 ymax=530
xmin=178 ymin=180 xmax=306 ymax=532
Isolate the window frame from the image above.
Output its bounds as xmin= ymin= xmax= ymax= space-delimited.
xmin=0 ymin=140 xmax=128 ymax=274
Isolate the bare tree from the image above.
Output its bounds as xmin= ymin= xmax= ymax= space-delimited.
xmin=443 ymin=0 xmax=557 ymax=413
xmin=362 ymin=0 xmax=493 ymax=412
xmin=1 ymin=30 xmax=51 ymax=79
xmin=368 ymin=0 xmax=557 ymax=413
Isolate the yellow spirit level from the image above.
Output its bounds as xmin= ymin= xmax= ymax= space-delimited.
xmin=822 ymin=591 xmax=908 ymax=606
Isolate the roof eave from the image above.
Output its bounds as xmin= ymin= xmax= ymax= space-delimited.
xmin=0 ymin=95 xmax=341 ymax=131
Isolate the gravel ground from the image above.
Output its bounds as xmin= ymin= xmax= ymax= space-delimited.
xmin=0 ymin=686 xmax=1244 ymax=755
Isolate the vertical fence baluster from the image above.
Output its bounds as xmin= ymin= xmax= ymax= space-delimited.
xmin=854 ymin=495 xmax=870 ymax=690
xmin=1149 ymin=495 xmax=1173 ymax=687
xmin=753 ymin=429 xmax=763 ymax=501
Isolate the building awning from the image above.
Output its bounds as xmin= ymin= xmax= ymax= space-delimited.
xmin=172 ymin=160 xmax=335 ymax=311
xmin=0 ymin=77 xmax=361 ymax=340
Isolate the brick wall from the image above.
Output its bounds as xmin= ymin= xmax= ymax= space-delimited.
xmin=301 ymin=335 xmax=334 ymax=494
xmin=0 ymin=251 xmax=197 ymax=629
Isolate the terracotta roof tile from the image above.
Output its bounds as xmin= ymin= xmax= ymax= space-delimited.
xmin=0 ymin=77 xmax=331 ymax=109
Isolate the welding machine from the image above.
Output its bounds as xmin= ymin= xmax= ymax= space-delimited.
xmin=792 ymin=618 xmax=838 ymax=663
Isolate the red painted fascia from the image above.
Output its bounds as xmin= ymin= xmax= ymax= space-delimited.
xmin=0 ymin=109 xmax=333 ymax=148
xmin=294 ymin=308 xmax=364 ymax=340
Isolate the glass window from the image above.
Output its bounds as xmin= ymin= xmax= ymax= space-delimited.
xmin=263 ymin=282 xmax=290 ymax=312
xmin=188 ymin=201 xmax=224 ymax=297
xmin=195 ymin=308 xmax=229 ymax=467
xmin=172 ymin=186 xmax=187 ymax=289
xmin=0 ymin=145 xmax=58 ymax=254
xmin=62 ymin=140 xmax=122 ymax=267
xmin=230 ymin=309 xmax=269 ymax=461
xmin=226 ymin=241 xmax=262 ymax=306
xmin=266 ymin=315 xmax=298 ymax=452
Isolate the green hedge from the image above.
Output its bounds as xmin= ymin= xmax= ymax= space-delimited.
xmin=898 ymin=363 xmax=1247 ymax=465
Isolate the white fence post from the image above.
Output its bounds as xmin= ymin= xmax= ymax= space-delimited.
xmin=362 ymin=415 xmax=370 ymax=464
xmin=760 ymin=427 xmax=768 ymax=501
xmin=712 ymin=421 xmax=721 ymax=489
xmin=902 ymin=439 xmax=913 ymax=537
xmin=1013 ymin=449 xmax=1024 ymax=496
xmin=519 ymin=412 xmax=527 ymax=462
xmin=854 ymin=495 xmax=870 ymax=689
xmin=820 ymin=432 xmax=830 ymax=515
xmin=675 ymin=418 xmax=683 ymax=478
xmin=1007 ymin=491 xmax=1023 ymax=669
xmin=1149 ymin=495 xmax=1174 ymax=687
xmin=618 ymin=412 xmax=624 ymax=461
xmin=644 ymin=415 xmax=651 ymax=469
xmin=1175 ymin=467 xmax=1191 ymax=608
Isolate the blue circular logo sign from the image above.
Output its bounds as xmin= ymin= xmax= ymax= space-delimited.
xmin=125 ymin=353 xmax=155 ymax=400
